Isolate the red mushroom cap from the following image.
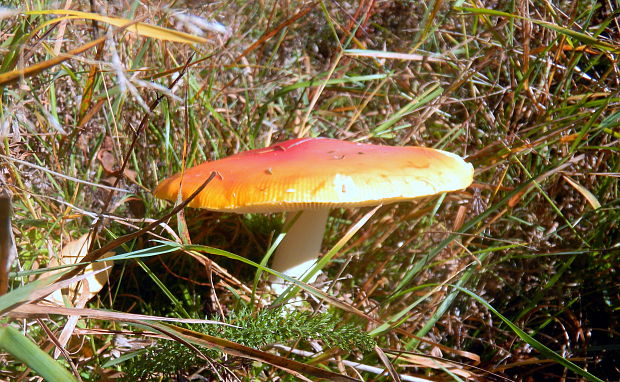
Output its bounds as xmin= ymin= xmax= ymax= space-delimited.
xmin=154 ymin=137 xmax=473 ymax=213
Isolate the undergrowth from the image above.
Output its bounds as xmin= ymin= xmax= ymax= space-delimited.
xmin=0 ymin=0 xmax=618 ymax=381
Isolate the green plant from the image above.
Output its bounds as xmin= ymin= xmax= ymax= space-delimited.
xmin=118 ymin=307 xmax=374 ymax=380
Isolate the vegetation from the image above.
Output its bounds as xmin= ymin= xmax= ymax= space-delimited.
xmin=0 ymin=0 xmax=618 ymax=381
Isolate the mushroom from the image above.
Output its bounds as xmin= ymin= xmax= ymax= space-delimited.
xmin=154 ymin=137 xmax=473 ymax=292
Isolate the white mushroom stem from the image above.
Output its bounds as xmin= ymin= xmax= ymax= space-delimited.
xmin=270 ymin=208 xmax=330 ymax=291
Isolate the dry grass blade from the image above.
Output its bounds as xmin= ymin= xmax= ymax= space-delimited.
xmin=25 ymin=9 xmax=208 ymax=44
xmin=145 ymin=322 xmax=361 ymax=382
xmin=0 ymin=268 xmax=109 ymax=316
xmin=374 ymin=345 xmax=401 ymax=382
xmin=0 ymin=155 xmax=130 ymax=193
xmin=0 ymin=34 xmax=107 ymax=86
xmin=562 ymin=175 xmax=601 ymax=209
xmin=394 ymin=352 xmax=480 ymax=380
xmin=344 ymin=49 xmax=444 ymax=62
xmin=77 ymin=45 xmax=104 ymax=123
xmin=11 ymin=303 xmax=236 ymax=325
xmin=508 ymin=154 xmax=584 ymax=207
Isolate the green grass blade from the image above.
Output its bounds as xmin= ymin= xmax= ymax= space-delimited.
xmin=457 ymin=7 xmax=619 ymax=52
xmin=372 ymin=84 xmax=443 ymax=136
xmin=0 ymin=270 xmax=66 ymax=314
xmin=408 ymin=253 xmax=489 ymax=349
xmin=0 ymin=325 xmax=78 ymax=382
xmin=135 ymin=259 xmax=192 ymax=319
xmin=452 ymin=285 xmax=604 ymax=382
xmin=271 ymin=73 xmax=390 ymax=101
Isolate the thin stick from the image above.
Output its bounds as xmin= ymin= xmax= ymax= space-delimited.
xmin=0 ymin=190 xmax=17 ymax=295
xmin=58 ymin=171 xmax=218 ymax=283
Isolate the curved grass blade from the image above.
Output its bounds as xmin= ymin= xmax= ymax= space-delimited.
xmin=451 ymin=285 xmax=604 ymax=382
xmin=25 ymin=9 xmax=208 ymax=44
xmin=155 ymin=240 xmax=372 ymax=312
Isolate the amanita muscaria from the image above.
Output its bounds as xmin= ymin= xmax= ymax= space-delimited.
xmin=154 ymin=137 xmax=473 ymax=291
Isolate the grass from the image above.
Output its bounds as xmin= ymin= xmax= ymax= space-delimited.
xmin=0 ymin=0 xmax=618 ymax=381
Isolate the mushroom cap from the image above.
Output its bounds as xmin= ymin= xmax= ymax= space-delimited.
xmin=154 ymin=137 xmax=474 ymax=213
